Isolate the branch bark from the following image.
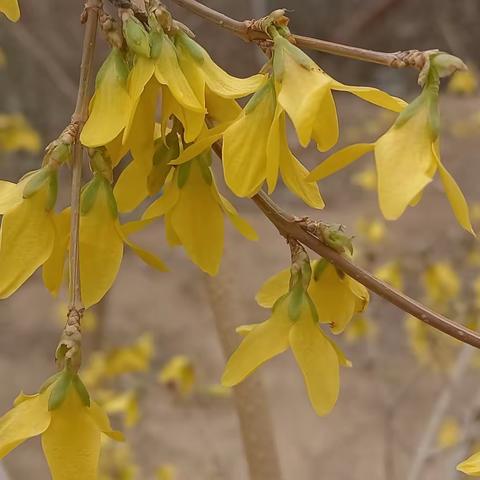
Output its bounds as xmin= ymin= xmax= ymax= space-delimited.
xmin=208 ymin=143 xmax=480 ymax=350
xmin=169 ymin=0 xmax=429 ymax=69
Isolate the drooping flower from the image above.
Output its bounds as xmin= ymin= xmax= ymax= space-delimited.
xmin=79 ymin=172 xmax=168 ymax=308
xmin=256 ymin=259 xmax=369 ymax=334
xmin=0 ymin=0 xmax=20 ymax=22
xmin=158 ymin=355 xmax=196 ymax=397
xmin=307 ymin=56 xmax=474 ymax=233
xmin=0 ymin=114 xmax=41 ymax=152
xmin=222 ymin=79 xmax=325 ymax=206
xmin=142 ymin=152 xmax=257 ymax=276
xmin=272 ymin=35 xmax=406 ymax=151
xmin=0 ymin=373 xmax=123 ymax=480
xmin=81 ymin=48 xmax=131 ymax=148
xmin=222 ymin=258 xmax=349 ymax=416
xmin=0 ymin=168 xmax=58 ymax=298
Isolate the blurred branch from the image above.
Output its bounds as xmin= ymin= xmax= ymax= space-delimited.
xmin=208 ymin=142 xmax=480 ymax=350
xmin=407 ymin=345 xmax=475 ymax=480
xmin=6 ymin=22 xmax=77 ymax=101
xmin=205 ymin=271 xmax=284 ymax=480
xmin=169 ymin=0 xmax=431 ymax=70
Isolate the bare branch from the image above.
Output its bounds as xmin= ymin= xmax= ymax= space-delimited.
xmin=168 ymin=0 xmax=430 ymax=70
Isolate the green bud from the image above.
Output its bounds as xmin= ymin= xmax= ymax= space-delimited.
xmin=288 ymin=283 xmax=306 ymax=322
xmin=123 ymin=15 xmax=151 ymax=58
xmin=46 ymin=170 xmax=58 ymax=211
xmin=102 ymin=180 xmax=119 ymax=219
xmin=197 ymin=154 xmax=213 ymax=185
xmin=22 ymin=168 xmax=51 ymax=199
xmin=72 ymin=375 xmax=90 ymax=407
xmin=176 ymin=31 xmax=205 ymax=64
xmin=431 ymin=52 xmax=467 ymax=79
xmin=90 ymin=149 xmax=113 ymax=182
xmin=177 ymin=162 xmax=192 ymax=189
xmin=48 ymin=371 xmax=73 ymax=411
xmin=80 ymin=175 xmax=102 ymax=216
xmin=149 ymin=30 xmax=164 ymax=59
xmin=274 ymin=36 xmax=315 ymax=70
xmin=244 ymin=79 xmax=275 ymax=115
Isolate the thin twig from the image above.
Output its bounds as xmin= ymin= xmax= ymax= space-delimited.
xmin=208 ymin=142 xmax=480 ymax=350
xmin=407 ymin=345 xmax=475 ymax=480
xmin=169 ymin=0 xmax=429 ymax=69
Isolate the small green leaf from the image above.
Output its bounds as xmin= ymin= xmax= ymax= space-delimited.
xmin=177 ymin=162 xmax=192 ymax=189
xmin=48 ymin=371 xmax=73 ymax=411
xmin=197 ymin=154 xmax=213 ymax=185
xmin=72 ymin=375 xmax=91 ymax=407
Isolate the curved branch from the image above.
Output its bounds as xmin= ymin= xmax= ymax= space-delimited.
xmin=208 ymin=143 xmax=480 ymax=350
xmin=168 ymin=0 xmax=428 ymax=69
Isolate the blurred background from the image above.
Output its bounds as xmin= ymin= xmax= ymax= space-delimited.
xmin=1 ymin=0 xmax=480 ymax=479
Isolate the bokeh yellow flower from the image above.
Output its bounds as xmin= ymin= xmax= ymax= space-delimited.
xmin=0 ymin=0 xmax=20 ymax=22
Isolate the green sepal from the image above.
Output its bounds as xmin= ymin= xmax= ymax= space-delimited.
xmin=177 ymin=162 xmax=192 ymax=189
xmin=272 ymin=41 xmax=285 ymax=82
xmin=22 ymin=168 xmax=51 ymax=199
xmin=95 ymin=48 xmax=129 ymax=90
xmin=274 ymin=36 xmax=315 ymax=70
xmin=149 ymin=30 xmax=164 ymax=59
xmin=48 ymin=142 xmax=72 ymax=166
xmin=72 ymin=375 xmax=91 ymax=407
xmin=244 ymin=79 xmax=275 ymax=115
xmin=48 ymin=371 xmax=73 ymax=411
xmin=123 ymin=16 xmax=151 ymax=58
xmin=102 ymin=179 xmax=119 ymax=219
xmin=176 ymin=31 xmax=205 ymax=64
xmin=80 ymin=175 xmax=102 ymax=216
xmin=313 ymin=258 xmax=329 ymax=281
xmin=288 ymin=283 xmax=306 ymax=322
xmin=39 ymin=372 xmax=63 ymax=394
xmin=148 ymin=133 xmax=179 ymax=194
xmin=305 ymin=293 xmax=319 ymax=324
xmin=46 ymin=170 xmax=58 ymax=211
xmin=197 ymin=153 xmax=213 ymax=185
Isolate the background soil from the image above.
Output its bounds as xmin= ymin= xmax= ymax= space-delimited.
xmin=1 ymin=1 xmax=480 ymax=479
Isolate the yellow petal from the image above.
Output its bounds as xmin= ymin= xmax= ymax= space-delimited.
xmin=308 ymin=264 xmax=361 ymax=334
xmin=457 ymin=451 xmax=480 ymax=476
xmin=142 ymin=177 xmax=179 ymax=220
xmin=307 ymin=143 xmax=375 ymax=182
xmin=265 ymin=100 xmax=282 ymax=193
xmin=206 ymin=88 xmax=242 ymax=123
xmin=222 ymin=300 xmax=293 ymax=386
xmin=216 ymin=191 xmax=258 ymax=241
xmin=255 ymin=267 xmax=290 ymax=308
xmin=155 ymin=34 xmax=204 ymax=113
xmin=0 ymin=0 xmax=20 ymax=21
xmin=0 ymin=187 xmax=55 ymax=298
xmin=0 ymin=179 xmax=24 ymax=214
xmin=375 ymin=104 xmax=435 ymax=219
xmin=81 ymin=49 xmax=131 ymax=148
xmin=277 ymin=112 xmax=324 ymax=208
xmin=289 ymin=306 xmax=340 ymax=416
xmin=114 ymin=160 xmax=150 ymax=214
xmin=87 ymin=401 xmax=125 ymax=441
xmin=42 ymin=208 xmax=71 ymax=296
xmin=0 ymin=389 xmax=51 ymax=458
xmin=434 ymin=146 xmax=474 ymax=234
xmin=222 ymin=82 xmax=276 ymax=197
xmin=106 ymin=133 xmax=129 ymax=168
xmin=80 ymin=183 xmax=124 ymax=308
xmin=311 ymin=90 xmax=339 ymax=152
xmin=276 ymin=43 xmax=332 ymax=147
xmin=42 ymin=388 xmax=101 ymax=480
xmin=170 ymin=163 xmax=224 ymax=275
xmin=331 ymin=80 xmax=407 ymax=112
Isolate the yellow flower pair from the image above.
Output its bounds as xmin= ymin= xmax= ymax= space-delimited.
xmin=0 ymin=373 xmax=122 ymax=480
xmin=221 ymin=34 xmax=405 ymax=205
xmin=222 ymin=258 xmax=368 ymax=415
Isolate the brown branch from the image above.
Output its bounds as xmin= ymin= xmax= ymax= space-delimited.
xmin=208 ymin=143 xmax=480 ymax=350
xmin=168 ymin=0 xmax=429 ymax=69
xmin=57 ymin=0 xmax=101 ymax=372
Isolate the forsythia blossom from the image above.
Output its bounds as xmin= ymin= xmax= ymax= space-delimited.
xmin=0 ymin=0 xmax=19 ymax=21
xmin=0 ymin=373 xmax=123 ymax=480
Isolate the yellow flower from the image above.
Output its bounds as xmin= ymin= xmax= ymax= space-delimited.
xmin=0 ymin=169 xmax=58 ymax=298
xmin=158 ymin=355 xmax=196 ymax=397
xmin=437 ymin=417 xmax=461 ymax=449
xmin=423 ymin=261 xmax=460 ymax=306
xmin=0 ymin=114 xmax=41 ymax=152
xmin=81 ymin=48 xmax=131 ymax=148
xmin=308 ymin=84 xmax=474 ymax=233
xmin=448 ymin=68 xmax=478 ymax=95
xmin=157 ymin=464 xmax=177 ymax=480
xmin=79 ymin=173 xmax=167 ymax=307
xmin=345 ymin=315 xmax=377 ymax=344
xmin=0 ymin=374 xmax=123 ymax=480
xmin=272 ymin=35 xmax=406 ymax=151
xmin=101 ymin=390 xmax=139 ymax=428
xmin=222 ymin=79 xmax=324 ymax=206
xmin=222 ymin=286 xmax=344 ymax=416
xmin=351 ymin=166 xmax=377 ymax=191
xmin=143 ymin=153 xmax=257 ymax=275
xmin=256 ymin=259 xmax=369 ymax=334
xmin=356 ymin=217 xmax=386 ymax=244
xmin=0 ymin=0 xmax=20 ymax=21
xmin=374 ymin=261 xmax=403 ymax=291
